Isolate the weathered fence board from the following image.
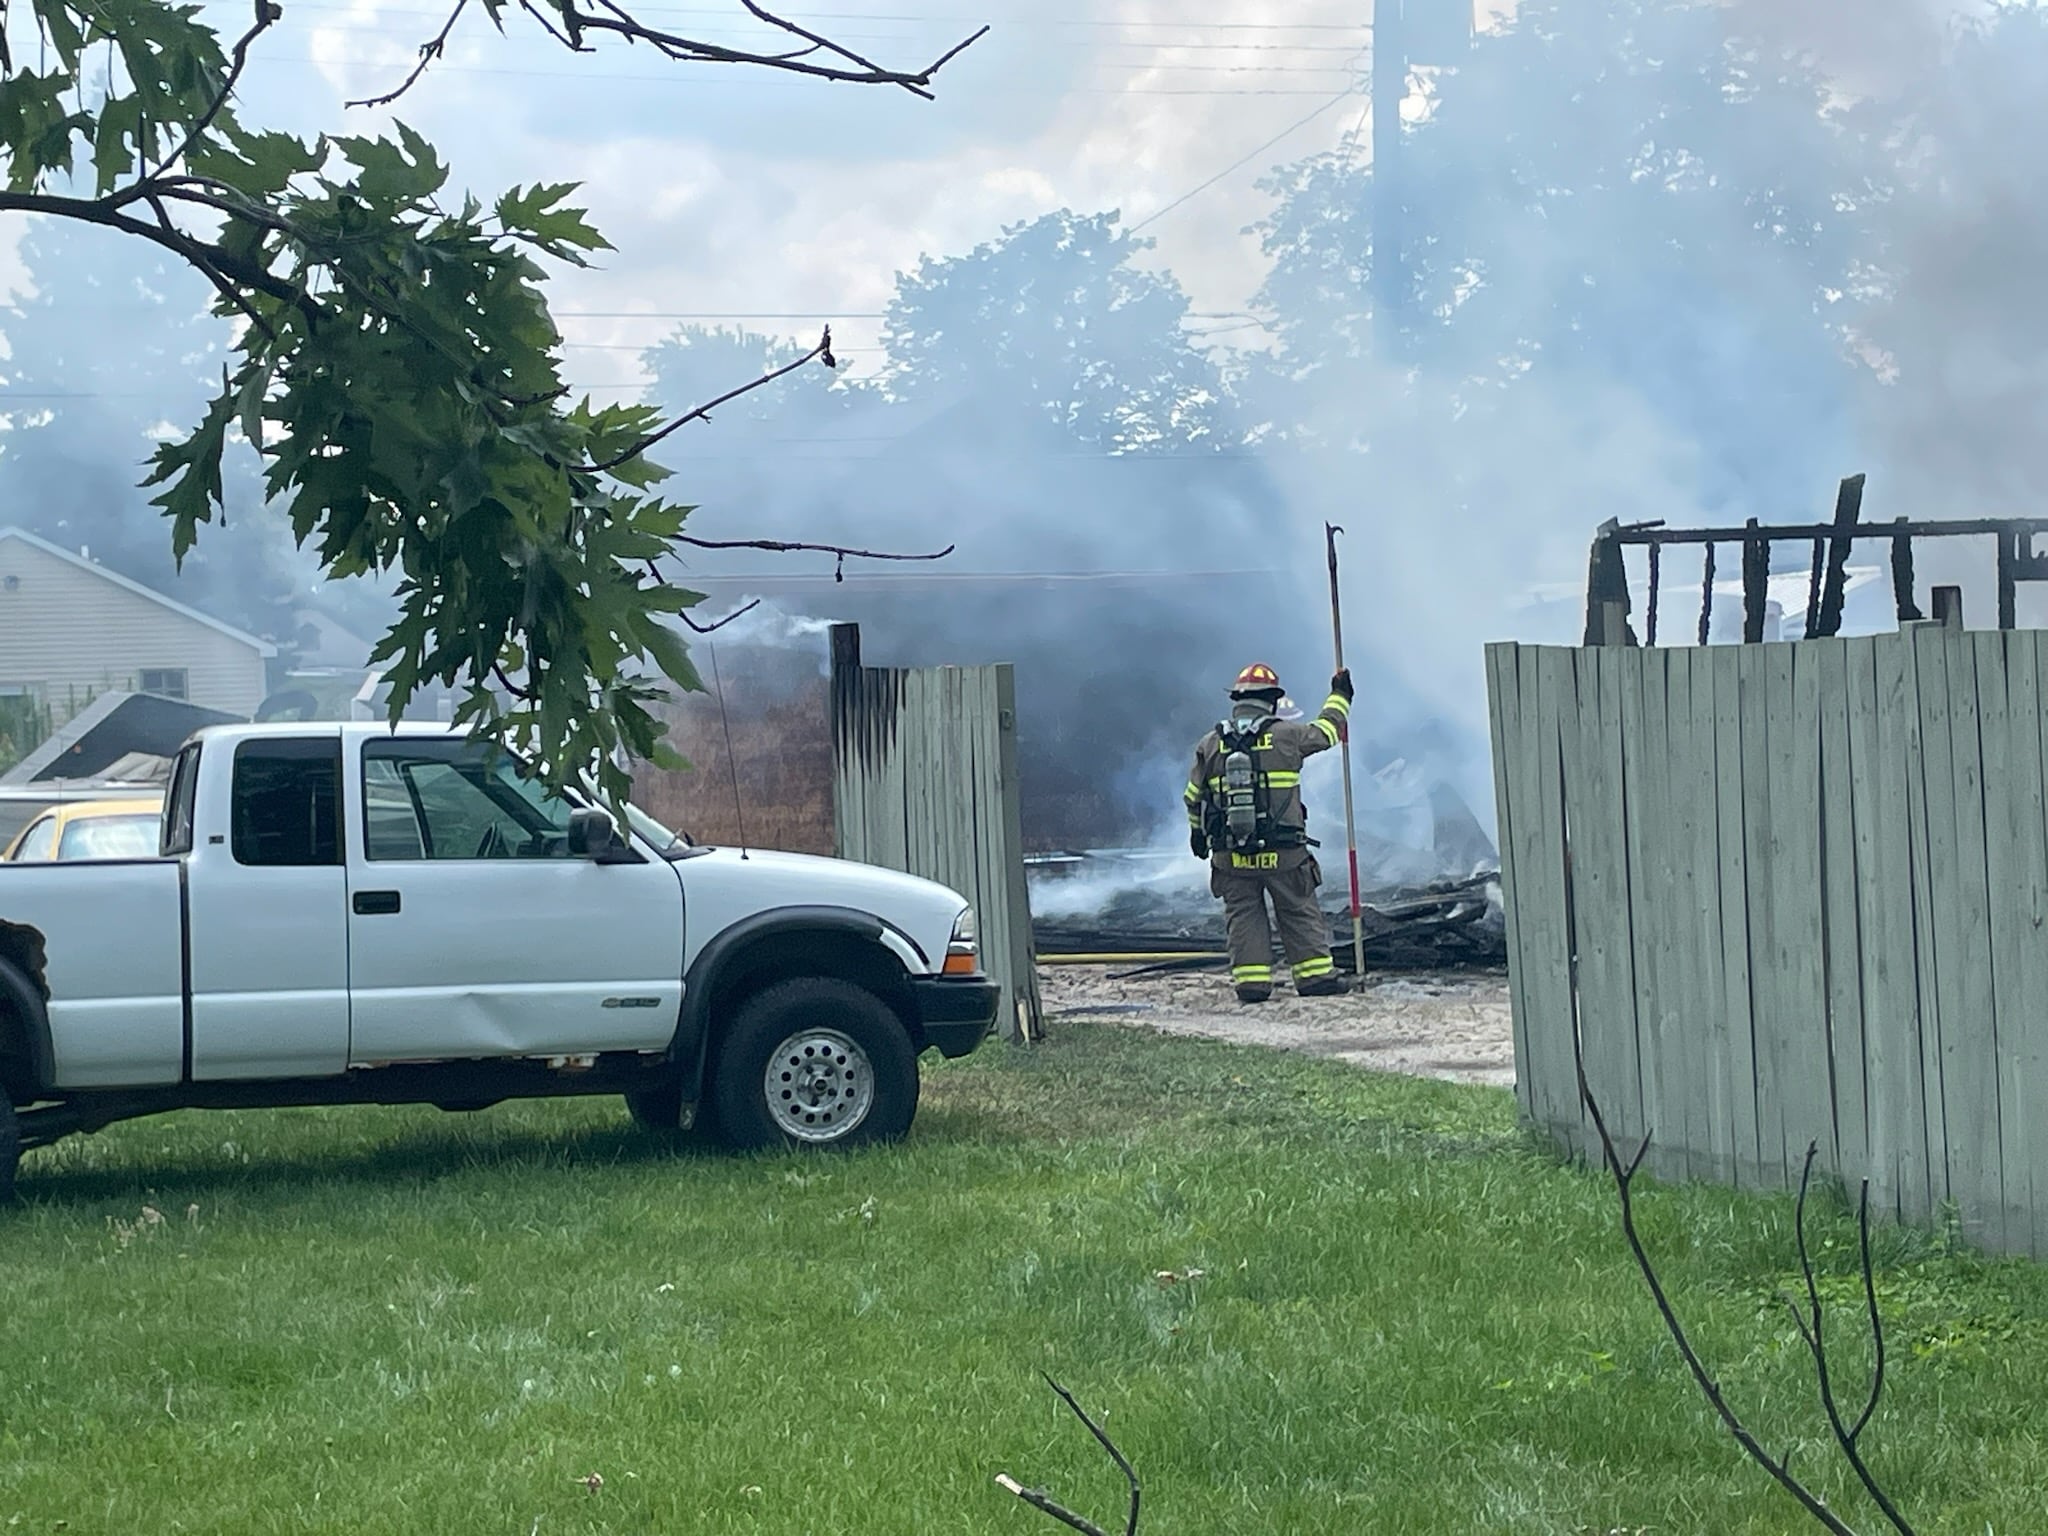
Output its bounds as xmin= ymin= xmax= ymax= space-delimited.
xmin=1488 ymin=627 xmax=2048 ymax=1256
xmin=1709 ymin=644 xmax=1764 ymax=1187
xmin=829 ymin=626 xmax=1043 ymax=1043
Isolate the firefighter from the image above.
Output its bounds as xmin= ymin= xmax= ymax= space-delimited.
xmin=1184 ymin=663 xmax=1355 ymax=1003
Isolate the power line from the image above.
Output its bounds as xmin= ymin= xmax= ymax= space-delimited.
xmin=1128 ymin=86 xmax=1360 ymax=234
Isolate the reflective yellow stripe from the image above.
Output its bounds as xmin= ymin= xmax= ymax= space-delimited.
xmin=1231 ymin=965 xmax=1273 ymax=982
xmin=1184 ymin=781 xmax=1202 ymax=803
xmin=1264 ymin=772 xmax=1301 ymax=788
xmin=1324 ymin=693 xmax=1351 ymax=716
xmin=1313 ymin=718 xmax=1340 ymax=746
xmin=1293 ymin=956 xmax=1336 ymax=978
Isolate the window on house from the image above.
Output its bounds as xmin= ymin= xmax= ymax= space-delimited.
xmin=138 ymin=668 xmax=189 ymax=701
xmin=232 ymin=739 xmax=341 ymax=867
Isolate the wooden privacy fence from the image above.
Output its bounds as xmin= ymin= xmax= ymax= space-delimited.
xmin=1487 ymin=625 xmax=2048 ymax=1258
xmin=828 ymin=624 xmax=1043 ymax=1043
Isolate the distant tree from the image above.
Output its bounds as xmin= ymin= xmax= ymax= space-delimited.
xmin=881 ymin=209 xmax=1235 ymax=452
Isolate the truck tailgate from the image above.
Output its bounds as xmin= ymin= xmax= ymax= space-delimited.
xmin=0 ymin=861 xmax=185 ymax=1089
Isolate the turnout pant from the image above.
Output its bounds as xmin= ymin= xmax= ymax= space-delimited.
xmin=1211 ymin=857 xmax=1336 ymax=990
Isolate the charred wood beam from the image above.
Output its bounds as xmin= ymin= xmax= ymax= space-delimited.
xmin=1583 ymin=521 xmax=1629 ymax=646
xmin=1804 ymin=536 xmax=1826 ymax=641
xmin=1813 ymin=474 xmax=1866 ymax=638
xmin=1890 ymin=522 xmax=1922 ymax=622
xmin=1742 ymin=519 xmax=1771 ymax=645
xmin=1647 ymin=545 xmax=1662 ymax=647
xmin=1998 ymin=529 xmax=2019 ymax=632
xmin=1699 ymin=542 xmax=1718 ymax=646
xmin=1594 ymin=512 xmax=2048 ymax=546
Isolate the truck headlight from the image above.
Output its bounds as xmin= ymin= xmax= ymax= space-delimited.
xmin=943 ymin=906 xmax=979 ymax=975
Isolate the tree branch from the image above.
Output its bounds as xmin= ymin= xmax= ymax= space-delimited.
xmin=345 ymin=0 xmax=984 ymax=107
xmin=143 ymin=0 xmax=281 ymax=183
xmin=0 ymin=189 xmax=303 ymax=308
xmin=994 ymin=1376 xmax=1140 ymax=1536
xmin=1575 ymin=1048 xmax=1864 ymax=1535
xmin=576 ymin=326 xmax=833 ymax=474
xmin=345 ymin=0 xmax=472 ymax=109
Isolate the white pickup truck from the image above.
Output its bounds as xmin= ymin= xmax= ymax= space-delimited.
xmin=0 ymin=722 xmax=998 ymax=1196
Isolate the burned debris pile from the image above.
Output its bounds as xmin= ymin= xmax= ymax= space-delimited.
xmin=1030 ymin=861 xmax=1505 ymax=972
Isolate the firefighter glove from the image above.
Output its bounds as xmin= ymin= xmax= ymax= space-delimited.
xmin=1331 ymin=667 xmax=1355 ymax=702
xmin=1190 ymin=828 xmax=1210 ymax=861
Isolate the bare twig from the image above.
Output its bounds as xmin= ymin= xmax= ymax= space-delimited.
xmin=516 ymin=0 xmax=582 ymax=51
xmin=678 ymin=599 xmax=761 ymax=634
xmin=1574 ymin=1048 xmax=1863 ymax=1535
xmin=346 ymin=0 xmax=472 ymax=108
xmin=1784 ymin=1147 xmax=1918 ymax=1536
xmin=553 ymin=1 xmax=984 ymax=93
xmin=577 ymin=328 xmax=831 ymax=474
xmin=673 ymin=535 xmax=955 ymax=562
xmin=738 ymin=0 xmax=988 ymax=99
xmin=995 ymin=1376 xmax=1140 ymax=1536
xmin=143 ymin=0 xmax=282 ymax=182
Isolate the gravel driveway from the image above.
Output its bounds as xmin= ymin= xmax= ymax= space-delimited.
xmin=1036 ymin=964 xmax=1517 ymax=1089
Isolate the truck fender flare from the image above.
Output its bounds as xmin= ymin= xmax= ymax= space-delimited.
xmin=670 ymin=906 xmax=921 ymax=1095
xmin=0 ymin=956 xmax=55 ymax=1098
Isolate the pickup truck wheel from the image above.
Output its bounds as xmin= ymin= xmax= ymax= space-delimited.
xmin=0 ymin=1097 xmax=18 ymax=1204
xmin=711 ymin=978 xmax=918 ymax=1151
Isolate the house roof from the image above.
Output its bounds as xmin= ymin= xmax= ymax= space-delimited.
xmin=0 ymin=525 xmax=279 ymax=658
xmin=0 ymin=688 xmax=245 ymax=785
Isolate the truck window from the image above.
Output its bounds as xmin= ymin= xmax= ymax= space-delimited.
xmin=58 ymin=814 xmax=162 ymax=860
xmin=11 ymin=814 xmax=56 ymax=862
xmin=362 ymin=740 xmax=574 ymax=861
xmin=232 ymin=739 xmax=342 ymax=867
xmin=162 ymin=743 xmax=200 ymax=856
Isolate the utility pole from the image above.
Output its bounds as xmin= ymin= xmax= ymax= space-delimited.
xmin=1372 ymin=0 xmax=1407 ymax=359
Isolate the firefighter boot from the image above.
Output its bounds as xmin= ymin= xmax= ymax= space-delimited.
xmin=1235 ymin=981 xmax=1274 ymax=1005
xmin=1295 ymin=974 xmax=1350 ymax=998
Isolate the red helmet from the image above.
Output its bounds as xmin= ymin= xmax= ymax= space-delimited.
xmin=1230 ymin=663 xmax=1284 ymax=698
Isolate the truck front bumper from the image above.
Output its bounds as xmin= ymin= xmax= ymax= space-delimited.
xmin=909 ymin=976 xmax=1000 ymax=1058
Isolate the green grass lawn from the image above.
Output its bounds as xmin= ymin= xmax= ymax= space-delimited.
xmin=4 ymin=1024 xmax=2046 ymax=1535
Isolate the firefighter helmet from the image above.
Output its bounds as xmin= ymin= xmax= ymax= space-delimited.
xmin=1230 ymin=663 xmax=1284 ymax=698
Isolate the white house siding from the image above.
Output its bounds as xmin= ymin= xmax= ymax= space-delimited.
xmin=0 ymin=536 xmax=270 ymax=726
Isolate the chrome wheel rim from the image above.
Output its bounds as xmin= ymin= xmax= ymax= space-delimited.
xmin=764 ymin=1027 xmax=874 ymax=1143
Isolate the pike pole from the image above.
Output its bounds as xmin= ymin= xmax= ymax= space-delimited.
xmin=1325 ymin=523 xmax=1367 ymax=981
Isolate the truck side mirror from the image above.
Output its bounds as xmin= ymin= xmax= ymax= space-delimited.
xmin=566 ymin=807 xmax=617 ymax=858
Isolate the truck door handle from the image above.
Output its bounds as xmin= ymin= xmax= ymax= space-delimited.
xmin=353 ymin=890 xmax=401 ymax=916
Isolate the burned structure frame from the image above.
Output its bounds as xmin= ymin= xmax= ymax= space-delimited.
xmin=1581 ymin=473 xmax=2048 ymax=646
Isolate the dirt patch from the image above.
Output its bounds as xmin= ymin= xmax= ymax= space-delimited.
xmin=1037 ymin=964 xmax=1516 ymax=1089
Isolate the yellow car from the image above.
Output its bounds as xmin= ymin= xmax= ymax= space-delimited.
xmin=2 ymin=796 xmax=166 ymax=862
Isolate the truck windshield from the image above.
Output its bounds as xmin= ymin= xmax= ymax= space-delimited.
xmin=621 ymin=802 xmax=690 ymax=855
